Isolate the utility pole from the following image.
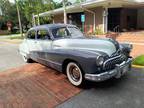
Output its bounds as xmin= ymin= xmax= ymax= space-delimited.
xmin=63 ymin=0 xmax=67 ymax=24
xmin=15 ymin=0 xmax=23 ymax=37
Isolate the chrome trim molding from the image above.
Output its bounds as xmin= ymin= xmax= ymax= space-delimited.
xmin=38 ymin=57 xmax=62 ymax=66
xmin=85 ymin=58 xmax=132 ymax=82
xmin=103 ymin=54 xmax=122 ymax=69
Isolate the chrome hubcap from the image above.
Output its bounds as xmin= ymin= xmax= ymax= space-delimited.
xmin=69 ymin=65 xmax=80 ymax=82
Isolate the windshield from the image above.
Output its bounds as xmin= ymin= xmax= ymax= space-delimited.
xmin=52 ymin=27 xmax=84 ymax=39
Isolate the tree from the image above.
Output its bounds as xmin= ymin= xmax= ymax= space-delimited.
xmin=75 ymin=0 xmax=86 ymax=3
xmin=20 ymin=0 xmax=55 ymax=25
xmin=0 ymin=0 xmax=74 ymax=31
xmin=15 ymin=0 xmax=23 ymax=37
xmin=0 ymin=0 xmax=18 ymax=30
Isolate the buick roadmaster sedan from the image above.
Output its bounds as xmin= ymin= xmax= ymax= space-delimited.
xmin=19 ymin=24 xmax=132 ymax=87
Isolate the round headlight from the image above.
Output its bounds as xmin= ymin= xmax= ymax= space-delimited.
xmin=96 ymin=56 xmax=104 ymax=66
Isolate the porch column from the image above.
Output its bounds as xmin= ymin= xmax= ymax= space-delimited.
xmin=103 ymin=7 xmax=108 ymax=33
xmin=63 ymin=0 xmax=67 ymax=24
xmin=94 ymin=13 xmax=96 ymax=32
xmin=37 ymin=14 xmax=40 ymax=25
xmin=53 ymin=19 xmax=55 ymax=24
xmin=52 ymin=15 xmax=55 ymax=24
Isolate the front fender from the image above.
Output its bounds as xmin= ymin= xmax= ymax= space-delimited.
xmin=19 ymin=40 xmax=29 ymax=57
xmin=55 ymin=49 xmax=108 ymax=74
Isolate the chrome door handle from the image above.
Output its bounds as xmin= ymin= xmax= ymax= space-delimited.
xmin=53 ymin=45 xmax=61 ymax=47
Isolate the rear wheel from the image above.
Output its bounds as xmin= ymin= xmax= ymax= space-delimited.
xmin=66 ymin=62 xmax=84 ymax=87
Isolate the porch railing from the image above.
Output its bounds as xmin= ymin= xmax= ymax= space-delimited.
xmin=113 ymin=25 xmax=120 ymax=35
xmin=106 ymin=25 xmax=120 ymax=40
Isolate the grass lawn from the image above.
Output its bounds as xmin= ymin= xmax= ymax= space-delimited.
xmin=9 ymin=35 xmax=24 ymax=40
xmin=2 ymin=34 xmax=25 ymax=40
xmin=133 ymin=55 xmax=144 ymax=66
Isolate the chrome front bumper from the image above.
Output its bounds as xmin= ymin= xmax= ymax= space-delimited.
xmin=85 ymin=58 xmax=132 ymax=82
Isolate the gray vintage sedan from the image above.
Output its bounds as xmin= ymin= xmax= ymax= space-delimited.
xmin=19 ymin=24 xmax=132 ymax=86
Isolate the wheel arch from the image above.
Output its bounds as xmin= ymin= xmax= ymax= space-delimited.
xmin=19 ymin=41 xmax=30 ymax=57
xmin=62 ymin=59 xmax=82 ymax=74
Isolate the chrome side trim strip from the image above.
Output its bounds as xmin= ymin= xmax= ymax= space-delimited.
xmin=38 ymin=57 xmax=62 ymax=66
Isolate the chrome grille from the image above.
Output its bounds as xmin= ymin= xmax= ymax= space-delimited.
xmin=103 ymin=54 xmax=127 ymax=71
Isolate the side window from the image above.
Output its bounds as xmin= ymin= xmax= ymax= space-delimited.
xmin=52 ymin=27 xmax=70 ymax=38
xmin=37 ymin=29 xmax=50 ymax=40
xmin=27 ymin=30 xmax=36 ymax=39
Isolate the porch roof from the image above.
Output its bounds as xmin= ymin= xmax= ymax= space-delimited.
xmin=34 ymin=0 xmax=144 ymax=18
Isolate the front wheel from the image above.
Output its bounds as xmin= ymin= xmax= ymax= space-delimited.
xmin=66 ymin=62 xmax=84 ymax=87
xmin=22 ymin=55 xmax=32 ymax=63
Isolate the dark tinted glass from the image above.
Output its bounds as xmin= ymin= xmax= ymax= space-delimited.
xmin=27 ymin=30 xmax=35 ymax=39
xmin=52 ymin=27 xmax=70 ymax=38
xmin=37 ymin=29 xmax=50 ymax=40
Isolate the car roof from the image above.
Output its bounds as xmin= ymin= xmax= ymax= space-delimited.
xmin=29 ymin=23 xmax=76 ymax=30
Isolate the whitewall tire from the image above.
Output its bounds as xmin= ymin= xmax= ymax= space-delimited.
xmin=66 ymin=62 xmax=84 ymax=86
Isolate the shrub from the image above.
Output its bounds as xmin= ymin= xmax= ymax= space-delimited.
xmin=0 ymin=30 xmax=10 ymax=35
xmin=133 ymin=55 xmax=144 ymax=66
xmin=94 ymin=28 xmax=104 ymax=35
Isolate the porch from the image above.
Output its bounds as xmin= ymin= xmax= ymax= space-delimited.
xmin=108 ymin=7 xmax=144 ymax=32
xmin=34 ymin=0 xmax=144 ymax=34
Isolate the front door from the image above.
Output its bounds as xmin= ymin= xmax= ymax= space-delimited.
xmin=26 ymin=29 xmax=38 ymax=61
xmin=36 ymin=29 xmax=52 ymax=51
xmin=35 ymin=29 xmax=52 ymax=64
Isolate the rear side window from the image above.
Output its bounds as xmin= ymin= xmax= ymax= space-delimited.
xmin=37 ymin=29 xmax=50 ymax=40
xmin=27 ymin=30 xmax=36 ymax=39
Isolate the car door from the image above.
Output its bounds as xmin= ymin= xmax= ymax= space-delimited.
xmin=35 ymin=29 xmax=53 ymax=64
xmin=36 ymin=29 xmax=52 ymax=51
xmin=25 ymin=29 xmax=40 ymax=61
xmin=26 ymin=29 xmax=37 ymax=52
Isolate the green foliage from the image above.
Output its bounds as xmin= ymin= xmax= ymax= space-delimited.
xmin=0 ymin=30 xmax=10 ymax=35
xmin=20 ymin=0 xmax=55 ymax=24
xmin=75 ymin=0 xmax=86 ymax=3
xmin=94 ymin=28 xmax=104 ymax=35
xmin=0 ymin=0 xmax=17 ymax=28
xmin=53 ymin=2 xmax=63 ymax=8
xmin=0 ymin=0 xmax=64 ymax=31
xmin=133 ymin=55 xmax=144 ymax=66
xmin=9 ymin=35 xmax=24 ymax=40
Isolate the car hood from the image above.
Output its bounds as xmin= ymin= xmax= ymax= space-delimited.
xmin=53 ymin=38 xmax=117 ymax=57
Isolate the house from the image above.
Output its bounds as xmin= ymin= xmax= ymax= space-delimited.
xmin=34 ymin=0 xmax=144 ymax=34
